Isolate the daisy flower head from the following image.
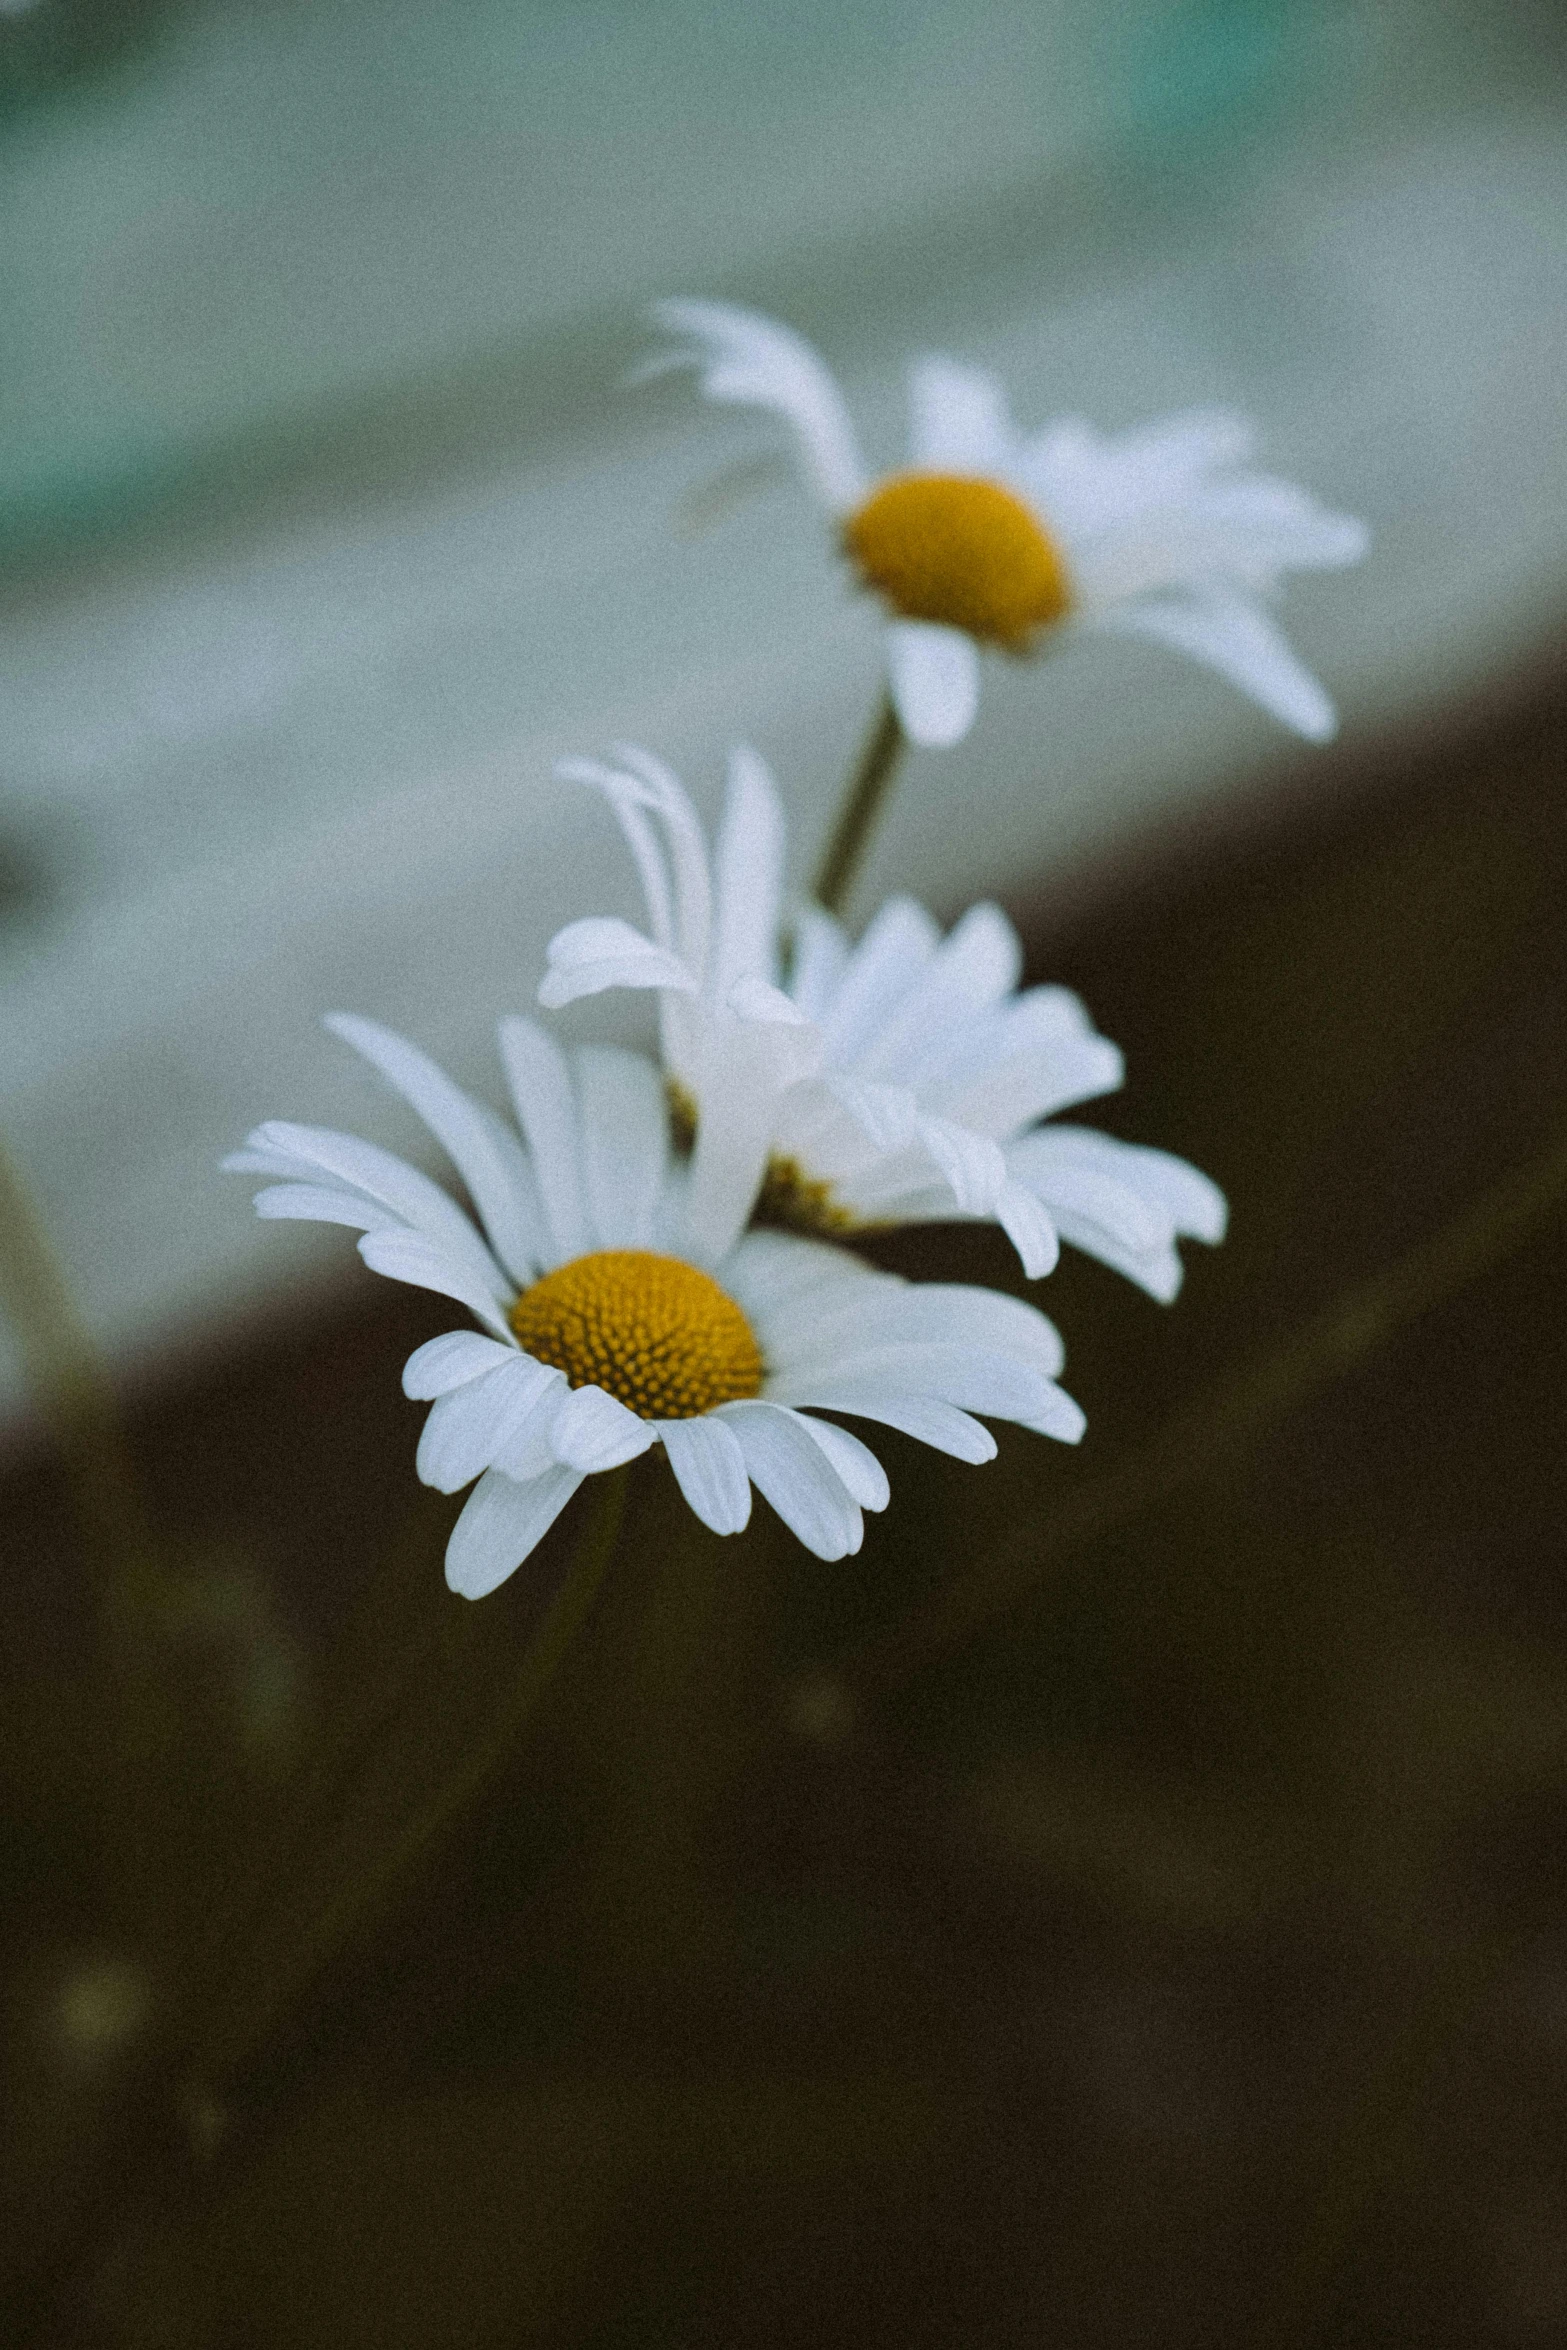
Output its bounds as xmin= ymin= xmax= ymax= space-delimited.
xmin=226 ymin=1015 xmax=1083 ymax=1598
xmin=542 ymin=745 xmax=1226 ymax=1299
xmin=646 ymin=300 xmax=1367 ymax=750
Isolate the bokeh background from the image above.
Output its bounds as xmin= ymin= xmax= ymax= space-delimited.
xmin=4 ymin=3 xmax=1567 ymax=2344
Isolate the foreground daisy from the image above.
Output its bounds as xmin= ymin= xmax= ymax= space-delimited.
xmin=542 ymin=745 xmax=1225 ymax=1299
xmin=647 ymin=299 xmax=1367 ymax=749
xmin=226 ymin=1016 xmax=1083 ymax=1596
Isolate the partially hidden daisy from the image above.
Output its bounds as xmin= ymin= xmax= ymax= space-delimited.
xmin=645 ymin=299 xmax=1367 ymax=749
xmin=541 ymin=744 xmax=1226 ymax=1299
xmin=225 ymin=1014 xmax=1083 ymax=1597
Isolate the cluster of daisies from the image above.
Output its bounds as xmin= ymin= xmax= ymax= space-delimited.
xmin=231 ymin=303 xmax=1363 ymax=1598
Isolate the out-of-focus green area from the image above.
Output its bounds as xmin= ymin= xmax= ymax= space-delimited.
xmin=4 ymin=647 xmax=1566 ymax=2346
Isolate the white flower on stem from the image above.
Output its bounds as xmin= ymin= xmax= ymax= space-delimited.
xmin=645 ymin=299 xmax=1367 ymax=749
xmin=542 ymin=747 xmax=1225 ymax=1298
xmin=226 ymin=1015 xmax=1083 ymax=1597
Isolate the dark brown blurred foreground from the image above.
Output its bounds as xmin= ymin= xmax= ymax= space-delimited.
xmin=5 ymin=648 xmax=1567 ymax=2348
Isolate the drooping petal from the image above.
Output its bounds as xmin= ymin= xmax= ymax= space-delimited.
xmin=658 ymin=1414 xmax=753 ymax=1536
xmin=575 ymin=1045 xmax=670 ymax=1251
xmin=497 ymin=1017 xmax=590 ymax=1267
xmin=792 ymin=1415 xmax=890 ymax=1512
xmin=416 ymin=1355 xmax=561 ymax=1494
xmin=771 ymin=1339 xmax=1066 ymax=1430
xmin=1102 ymin=589 xmax=1338 ymax=741
xmin=763 ymin=1282 xmax=1067 ymax=1382
xmin=235 ymin=1120 xmax=509 ymax=1300
xmin=723 ymin=1228 xmax=889 ymax=1326
xmin=994 ymin=1179 xmax=1061 ymax=1279
xmin=907 ymin=355 xmax=1015 ymax=474
xmin=556 ymin=756 xmax=679 ymax=949
xmin=538 ymin=917 xmax=698 ymax=1009
xmin=781 ymin=1384 xmax=997 ymax=1463
xmin=886 ymin=621 xmax=981 ymax=749
xmin=648 ymin=299 xmax=869 ymax=515
xmin=717 ymin=1400 xmax=864 ymax=1560
xmin=325 ymin=1014 xmax=545 ymax=1287
xmin=357 ymin=1228 xmax=515 ymax=1340
xmin=402 ymin=1330 xmax=517 ymax=1400
xmin=252 ymin=1183 xmax=405 ymax=1234
xmin=548 ymin=1385 xmax=657 ymax=1473
xmin=444 ymin=1465 xmax=584 ymax=1601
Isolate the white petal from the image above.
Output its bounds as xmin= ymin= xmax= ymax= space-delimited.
xmin=770 ymin=1340 xmax=1061 ymax=1427
xmin=649 ymin=298 xmax=869 ymax=514
xmin=817 ymin=895 xmax=941 ymax=1066
xmin=604 ymin=744 xmax=715 ymax=981
xmin=658 ymin=1414 xmax=753 ymax=1536
xmin=723 ymin=1228 xmax=889 ymax=1326
xmin=574 ymin=1045 xmax=669 ymax=1251
xmin=712 ymin=743 xmax=785 ymax=1004
xmin=556 ymin=757 xmax=678 ymax=947
xmin=907 ymin=354 xmax=1015 ymax=474
xmin=1008 ymin=1126 xmax=1227 ymax=1242
xmin=788 ymin=906 xmax=851 ymax=1021
xmin=489 ymin=1370 xmax=572 ymax=1481
xmin=416 ymin=1355 xmax=560 ymax=1494
xmin=792 ymin=1416 xmax=890 ymax=1512
xmin=548 ymin=1384 xmax=655 ymax=1473
xmin=886 ymin=622 xmax=980 ymax=749
xmin=988 ymin=1180 xmax=1058 ymax=1279
xmin=771 ymin=1282 xmax=1067 ymax=1381
xmin=717 ymin=1401 xmax=863 ymax=1560
xmin=914 ymin=1114 xmax=1010 ymax=1216
xmin=325 ymin=1014 xmax=543 ymax=1287
xmin=538 ymin=917 xmax=698 ymax=1010
xmin=1019 ymin=1385 xmax=1086 ymax=1444
xmin=252 ymin=1182 xmax=404 ymax=1234
xmin=497 ymin=1017 xmax=590 ymax=1267
xmin=853 ymin=902 xmax=1022 ymax=1086
xmin=935 ymin=1018 xmax=1124 ymax=1137
xmin=783 ymin=1384 xmax=997 ymax=1463
xmin=683 ymin=1012 xmax=821 ymax=1267
xmin=357 ymin=1228 xmax=514 ymax=1340
xmin=403 ymin=1330 xmax=517 ymax=1400
xmin=1104 ymin=590 xmax=1338 ymax=741
xmin=238 ymin=1120 xmax=509 ymax=1299
xmin=444 ymin=1465 xmax=584 ymax=1601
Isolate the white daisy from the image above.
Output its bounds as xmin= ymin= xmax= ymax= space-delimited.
xmin=542 ymin=745 xmax=1226 ymax=1300
xmin=646 ymin=299 xmax=1367 ymax=749
xmin=225 ymin=1015 xmax=1083 ymax=1598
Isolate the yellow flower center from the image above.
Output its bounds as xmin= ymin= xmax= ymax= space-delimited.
xmin=508 ymin=1249 xmax=763 ymax=1421
xmin=843 ymin=471 xmax=1072 ymax=647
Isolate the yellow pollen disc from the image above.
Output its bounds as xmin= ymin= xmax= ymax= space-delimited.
xmin=843 ymin=471 xmax=1071 ymax=647
xmin=508 ymin=1249 xmax=763 ymax=1421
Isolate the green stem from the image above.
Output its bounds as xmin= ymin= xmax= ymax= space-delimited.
xmin=0 ymin=1135 xmax=173 ymax=1927
xmin=811 ymin=689 xmax=907 ymax=917
xmin=0 ymin=1132 xmax=154 ymax=1592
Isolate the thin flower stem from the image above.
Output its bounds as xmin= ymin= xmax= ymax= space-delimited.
xmin=185 ymin=1462 xmax=630 ymax=2091
xmin=0 ymin=1134 xmax=174 ymax=1926
xmin=0 ymin=1131 xmax=154 ymax=1593
xmin=811 ymin=689 xmax=906 ymax=917
xmin=841 ymin=1111 xmax=1567 ymax=1698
